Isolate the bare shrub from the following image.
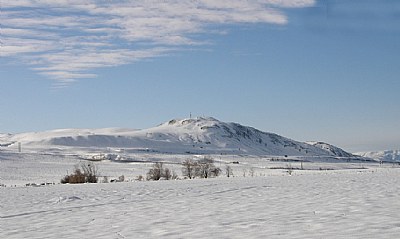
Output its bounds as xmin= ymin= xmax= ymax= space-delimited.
xmin=147 ymin=162 xmax=164 ymax=180
xmin=61 ymin=162 xmax=99 ymax=184
xmin=146 ymin=162 xmax=173 ymax=180
xmin=61 ymin=168 xmax=85 ymax=184
xmin=164 ymin=168 xmax=172 ymax=180
xmin=81 ymin=162 xmax=98 ymax=183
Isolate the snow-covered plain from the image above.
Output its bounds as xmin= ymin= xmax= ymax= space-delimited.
xmin=1 ymin=146 xmax=400 ymax=238
xmin=2 ymin=166 xmax=400 ymax=238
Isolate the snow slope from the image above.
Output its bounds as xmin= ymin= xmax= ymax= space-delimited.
xmin=356 ymin=150 xmax=400 ymax=162
xmin=1 ymin=117 xmax=355 ymax=158
xmin=306 ymin=141 xmax=355 ymax=157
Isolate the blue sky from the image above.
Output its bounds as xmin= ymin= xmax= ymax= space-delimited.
xmin=1 ymin=0 xmax=399 ymax=152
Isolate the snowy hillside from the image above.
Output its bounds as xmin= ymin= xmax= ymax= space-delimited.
xmin=355 ymin=150 xmax=400 ymax=162
xmin=306 ymin=141 xmax=355 ymax=157
xmin=0 ymin=117 xmax=356 ymax=158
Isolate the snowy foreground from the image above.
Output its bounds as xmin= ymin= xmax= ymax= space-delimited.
xmin=2 ymin=167 xmax=400 ymax=238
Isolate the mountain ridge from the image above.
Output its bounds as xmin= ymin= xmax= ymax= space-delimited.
xmin=1 ymin=117 xmax=358 ymax=158
xmin=355 ymin=150 xmax=400 ymax=162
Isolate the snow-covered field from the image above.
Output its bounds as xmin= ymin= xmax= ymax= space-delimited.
xmin=0 ymin=149 xmax=375 ymax=187
xmin=2 ymin=167 xmax=400 ymax=238
xmin=1 ymin=147 xmax=400 ymax=238
xmin=1 ymin=118 xmax=399 ymax=238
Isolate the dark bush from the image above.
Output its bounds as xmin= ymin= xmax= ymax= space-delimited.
xmin=61 ymin=162 xmax=99 ymax=184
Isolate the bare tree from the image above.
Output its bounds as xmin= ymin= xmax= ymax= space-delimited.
xmin=195 ymin=160 xmax=209 ymax=178
xmin=195 ymin=157 xmax=221 ymax=178
xmin=182 ymin=158 xmax=221 ymax=179
xmin=147 ymin=162 xmax=173 ymax=180
xmin=211 ymin=166 xmax=222 ymax=177
xmin=182 ymin=159 xmax=196 ymax=179
xmin=147 ymin=162 xmax=164 ymax=180
xmin=164 ymin=168 xmax=172 ymax=180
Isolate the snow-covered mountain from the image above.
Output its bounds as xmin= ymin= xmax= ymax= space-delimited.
xmin=1 ymin=117 xmax=355 ymax=157
xmin=355 ymin=150 xmax=400 ymax=162
xmin=306 ymin=141 xmax=355 ymax=158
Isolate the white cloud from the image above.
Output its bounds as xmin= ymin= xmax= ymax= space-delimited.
xmin=0 ymin=37 xmax=57 ymax=56
xmin=261 ymin=0 xmax=315 ymax=8
xmin=1 ymin=0 xmax=315 ymax=86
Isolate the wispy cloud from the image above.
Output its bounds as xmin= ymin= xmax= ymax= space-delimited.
xmin=1 ymin=0 xmax=315 ymax=86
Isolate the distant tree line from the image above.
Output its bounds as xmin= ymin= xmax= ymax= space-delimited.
xmin=146 ymin=157 xmax=222 ymax=181
xmin=181 ymin=158 xmax=221 ymax=179
xmin=61 ymin=157 xmax=233 ymax=184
